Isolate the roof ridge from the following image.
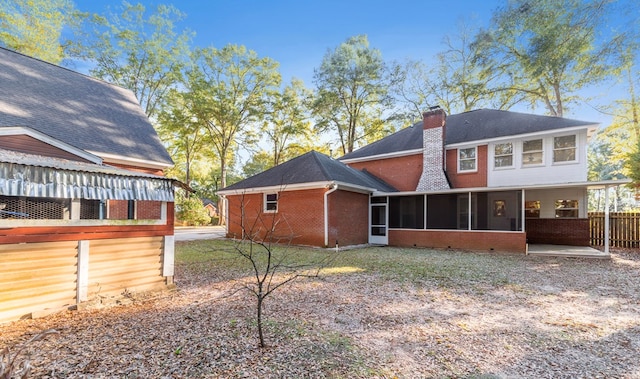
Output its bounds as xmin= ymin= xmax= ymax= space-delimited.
xmin=309 ymin=150 xmax=333 ymax=181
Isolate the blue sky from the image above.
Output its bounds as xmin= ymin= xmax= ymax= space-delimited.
xmin=76 ymin=0 xmax=634 ymax=127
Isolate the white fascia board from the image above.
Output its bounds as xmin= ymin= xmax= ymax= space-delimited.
xmin=0 ymin=126 xmax=103 ymax=164
xmin=374 ymin=178 xmax=632 ymax=197
xmin=332 ymin=181 xmax=378 ymax=194
xmin=217 ymin=180 xmax=379 ymax=196
xmin=217 ymin=181 xmax=333 ymax=196
xmin=445 ymin=124 xmax=599 ymax=149
xmin=339 ymin=149 xmax=423 ymax=164
xmin=91 ymin=151 xmax=173 ymax=170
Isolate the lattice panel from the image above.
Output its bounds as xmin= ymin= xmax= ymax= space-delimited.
xmin=0 ymin=196 xmax=67 ymax=219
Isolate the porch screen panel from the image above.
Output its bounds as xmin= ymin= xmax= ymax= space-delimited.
xmin=389 ymin=195 xmax=424 ymax=229
xmin=426 ymin=194 xmax=458 ymax=229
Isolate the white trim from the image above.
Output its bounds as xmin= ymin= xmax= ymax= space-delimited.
xmin=0 ymin=126 xmax=103 ymax=164
xmin=91 ymin=151 xmax=172 ymax=170
xmin=77 ymin=240 xmax=89 ymax=302
xmin=339 ymin=149 xmax=423 ymax=164
xmin=374 ymin=179 xmax=632 ymax=197
xmin=217 ymin=180 xmax=378 ymax=196
xmin=163 ymin=235 xmax=175 ymax=277
xmin=446 ymin=124 xmax=598 ymax=149
xmin=458 ymin=146 xmax=478 ymax=173
xmin=263 ymin=192 xmax=278 ymax=213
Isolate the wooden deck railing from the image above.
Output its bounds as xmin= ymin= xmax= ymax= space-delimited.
xmin=589 ymin=212 xmax=640 ymax=248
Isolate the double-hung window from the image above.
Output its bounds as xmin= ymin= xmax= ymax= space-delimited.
xmin=555 ymin=199 xmax=578 ymax=218
xmin=553 ymin=135 xmax=576 ymax=163
xmin=458 ymin=147 xmax=477 ymax=172
xmin=522 ymin=139 xmax=543 ymax=166
xmin=494 ymin=142 xmax=513 ymax=168
xmin=264 ymin=193 xmax=278 ymax=213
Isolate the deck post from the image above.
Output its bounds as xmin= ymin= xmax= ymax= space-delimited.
xmin=604 ymin=185 xmax=610 ymax=254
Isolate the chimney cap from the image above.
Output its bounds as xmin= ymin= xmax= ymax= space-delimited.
xmin=428 ymin=105 xmax=441 ymax=111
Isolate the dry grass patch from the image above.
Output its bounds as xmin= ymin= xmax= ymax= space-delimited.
xmin=1 ymin=240 xmax=639 ymax=378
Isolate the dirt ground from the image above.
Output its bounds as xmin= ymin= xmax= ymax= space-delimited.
xmin=1 ymin=246 xmax=639 ymax=378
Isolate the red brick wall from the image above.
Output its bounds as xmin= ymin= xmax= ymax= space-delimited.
xmin=0 ymin=135 xmax=92 ymax=162
xmin=389 ymin=229 xmax=527 ymax=253
xmin=137 ymin=201 xmax=162 ymax=219
xmin=226 ymin=189 xmax=327 ymax=246
xmin=525 ymin=218 xmax=590 ymax=246
xmin=108 ymin=200 xmax=130 ymax=219
xmin=445 ymin=145 xmax=488 ymax=188
xmin=328 ymin=190 xmax=369 ymax=246
xmin=346 ymin=154 xmax=422 ymax=191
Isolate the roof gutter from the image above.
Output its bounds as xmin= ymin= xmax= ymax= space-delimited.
xmin=324 ymin=182 xmax=339 ymax=247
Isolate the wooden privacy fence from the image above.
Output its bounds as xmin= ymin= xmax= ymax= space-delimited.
xmin=589 ymin=212 xmax=640 ymax=248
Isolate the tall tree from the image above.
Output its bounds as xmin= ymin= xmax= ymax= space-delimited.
xmin=473 ymin=0 xmax=628 ymax=117
xmin=262 ymin=78 xmax=313 ymax=167
xmin=184 ymin=45 xmax=280 ymax=222
xmin=70 ymin=2 xmax=193 ymax=118
xmin=0 ymin=0 xmax=78 ymax=63
xmin=157 ymin=89 xmax=209 ymax=190
xmin=312 ymin=35 xmax=396 ymax=154
xmin=393 ymin=21 xmax=519 ymax=121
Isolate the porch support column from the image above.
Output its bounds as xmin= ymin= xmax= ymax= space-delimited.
xmin=163 ymin=235 xmax=175 ymax=285
xmin=467 ymin=192 xmax=472 ymax=230
xmin=77 ymin=240 xmax=89 ymax=302
xmin=521 ymin=189 xmax=526 ymax=232
xmin=604 ymin=185 xmax=611 ymax=254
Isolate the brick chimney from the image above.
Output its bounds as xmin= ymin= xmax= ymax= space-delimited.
xmin=416 ymin=107 xmax=450 ymax=191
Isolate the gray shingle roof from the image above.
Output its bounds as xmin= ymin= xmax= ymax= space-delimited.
xmin=340 ymin=109 xmax=596 ymax=161
xmin=0 ymin=47 xmax=173 ymax=166
xmin=221 ymin=151 xmax=397 ymax=192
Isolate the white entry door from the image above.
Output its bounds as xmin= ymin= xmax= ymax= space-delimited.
xmin=369 ymin=197 xmax=388 ymax=245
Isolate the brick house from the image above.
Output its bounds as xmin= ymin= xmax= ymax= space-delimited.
xmin=0 ymin=48 xmax=176 ymax=323
xmin=218 ymin=107 xmax=625 ymax=252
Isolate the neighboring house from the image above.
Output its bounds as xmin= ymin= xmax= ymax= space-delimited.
xmin=0 ymin=48 xmax=176 ymax=323
xmin=202 ymin=198 xmax=219 ymax=218
xmin=218 ymin=107 xmax=627 ymax=253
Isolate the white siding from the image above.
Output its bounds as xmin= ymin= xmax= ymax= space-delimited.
xmin=488 ymin=130 xmax=588 ymax=187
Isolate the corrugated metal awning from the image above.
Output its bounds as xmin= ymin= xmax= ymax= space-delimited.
xmin=0 ymin=150 xmax=174 ymax=201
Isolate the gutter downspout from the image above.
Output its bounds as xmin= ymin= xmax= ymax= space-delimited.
xmin=324 ymin=183 xmax=339 ymax=247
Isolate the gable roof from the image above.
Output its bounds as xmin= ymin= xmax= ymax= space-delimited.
xmin=340 ymin=109 xmax=596 ymax=161
xmin=220 ymin=151 xmax=397 ymax=193
xmin=0 ymin=47 xmax=173 ymax=167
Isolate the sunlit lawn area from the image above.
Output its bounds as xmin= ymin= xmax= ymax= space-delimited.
xmin=2 ymin=239 xmax=638 ymax=378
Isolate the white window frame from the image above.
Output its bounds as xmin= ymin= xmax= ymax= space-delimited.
xmin=264 ymin=193 xmax=278 ymax=213
xmin=522 ymin=139 xmax=544 ymax=167
xmin=553 ymin=134 xmax=577 ymax=164
xmin=555 ymin=199 xmax=579 ymax=218
xmin=493 ymin=142 xmax=514 ymax=169
xmin=458 ymin=147 xmax=477 ymax=173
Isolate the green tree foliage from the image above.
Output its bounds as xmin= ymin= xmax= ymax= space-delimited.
xmin=262 ymin=78 xmax=313 ymax=166
xmin=157 ymin=89 xmax=211 ymax=190
xmin=312 ymin=35 xmax=397 ymax=155
xmin=0 ymin=0 xmax=78 ymax=63
xmin=71 ymin=2 xmax=193 ymax=118
xmin=184 ymin=45 xmax=280 ymax=191
xmin=473 ymin=0 xmax=628 ymax=117
xmin=175 ymin=194 xmax=211 ymax=226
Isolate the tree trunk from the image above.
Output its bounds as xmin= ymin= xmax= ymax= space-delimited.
xmin=257 ymin=294 xmax=265 ymax=348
